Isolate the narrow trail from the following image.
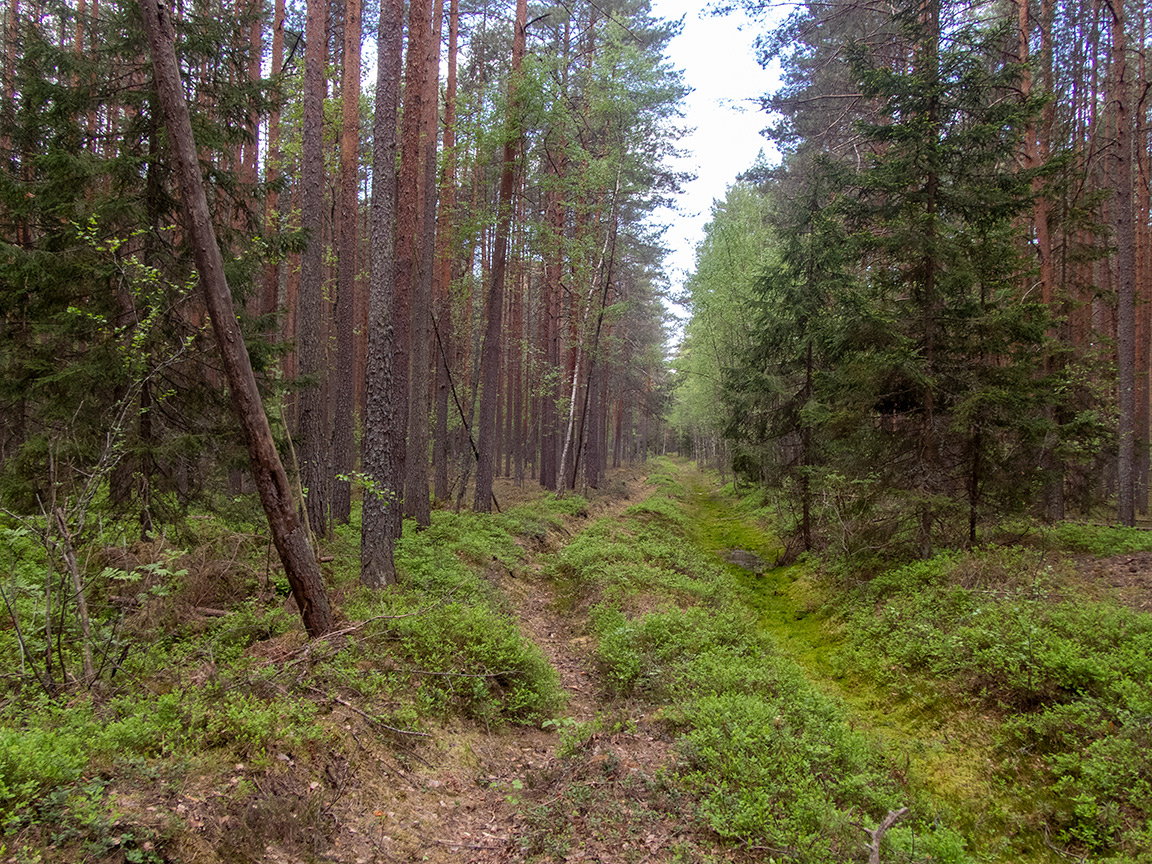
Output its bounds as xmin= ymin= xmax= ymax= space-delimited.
xmin=296 ymin=461 xmax=1127 ymax=863
xmin=359 ymin=467 xmax=682 ymax=864
xmin=351 ymin=461 xmax=999 ymax=863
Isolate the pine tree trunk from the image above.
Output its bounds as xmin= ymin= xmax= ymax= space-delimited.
xmin=432 ymin=0 xmax=459 ymax=503
xmin=1136 ymin=3 xmax=1150 ymax=515
xmin=387 ymin=0 xmax=427 ymax=531
xmin=1112 ymin=0 xmax=1137 ymax=526
xmin=474 ymin=0 xmax=526 ymax=512
xmin=361 ymin=0 xmax=404 ymax=587
xmin=140 ymin=0 xmax=332 ymax=635
xmin=262 ymin=0 xmax=285 ymax=324
xmin=298 ymin=0 xmax=330 ymax=538
xmin=331 ymin=0 xmax=361 ymax=526
xmin=405 ymin=0 xmax=442 ymax=527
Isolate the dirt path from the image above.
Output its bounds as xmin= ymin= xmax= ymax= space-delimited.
xmin=320 ymin=467 xmax=693 ymax=864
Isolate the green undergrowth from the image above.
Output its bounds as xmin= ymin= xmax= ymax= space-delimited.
xmin=679 ymin=466 xmax=1152 ymax=862
xmin=834 ymin=547 xmax=1152 ymax=860
xmin=1042 ymin=521 xmax=1152 ymax=556
xmin=0 ymin=492 xmax=571 ymax=861
xmin=548 ymin=460 xmax=972 ymax=863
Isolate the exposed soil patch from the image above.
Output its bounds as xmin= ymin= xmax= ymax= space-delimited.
xmin=1068 ymin=550 xmax=1152 ymax=612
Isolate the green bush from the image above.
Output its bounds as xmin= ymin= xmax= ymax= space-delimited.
xmin=679 ymin=692 xmax=890 ymax=859
xmin=386 ymin=601 xmax=561 ymax=723
xmin=560 ymin=490 xmax=970 ymax=861
xmin=0 ymin=724 xmax=91 ymax=816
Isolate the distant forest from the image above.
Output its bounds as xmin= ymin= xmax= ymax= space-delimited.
xmin=0 ymin=0 xmax=686 ymax=624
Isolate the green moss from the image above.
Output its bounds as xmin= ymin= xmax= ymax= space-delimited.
xmin=555 ymin=461 xmax=975 ymax=862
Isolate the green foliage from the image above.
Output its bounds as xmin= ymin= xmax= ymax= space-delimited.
xmin=1 ymin=0 xmax=282 ymax=529
xmin=671 ymin=181 xmax=774 ymax=445
xmin=678 ymin=692 xmax=889 ymax=858
xmin=557 ymin=481 xmax=972 ymax=861
xmin=835 ymin=546 xmax=1152 ymax=854
xmin=0 ymin=724 xmax=91 ymax=817
xmin=1046 ymin=523 xmax=1152 ymax=555
xmin=334 ymin=502 xmax=564 ymax=725
xmin=691 ymin=2 xmax=1078 ymax=557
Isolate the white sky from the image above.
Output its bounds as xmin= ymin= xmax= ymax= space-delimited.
xmin=648 ymin=0 xmax=783 ymax=306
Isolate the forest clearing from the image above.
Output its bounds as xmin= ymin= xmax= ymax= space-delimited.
xmin=5 ymin=0 xmax=1152 ymax=860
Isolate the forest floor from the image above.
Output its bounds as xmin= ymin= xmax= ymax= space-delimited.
xmin=8 ymin=458 xmax=1152 ymax=863
xmin=308 ymin=464 xmax=729 ymax=864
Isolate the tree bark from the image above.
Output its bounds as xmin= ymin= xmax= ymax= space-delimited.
xmin=432 ymin=0 xmax=459 ymax=503
xmin=298 ymin=0 xmax=330 ymax=537
xmin=331 ymin=0 xmax=361 ymax=526
xmin=405 ymin=0 xmax=442 ymax=527
xmin=262 ymin=0 xmax=285 ymax=324
xmin=361 ymin=0 xmax=404 ymax=587
xmin=1111 ymin=0 xmax=1136 ymax=526
xmin=139 ymin=0 xmax=333 ymax=636
xmin=474 ymin=0 xmax=526 ymax=512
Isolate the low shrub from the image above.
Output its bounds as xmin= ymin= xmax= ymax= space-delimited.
xmin=837 ymin=545 xmax=1152 ymax=854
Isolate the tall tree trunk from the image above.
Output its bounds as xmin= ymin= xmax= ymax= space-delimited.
xmin=331 ymin=0 xmax=361 ymax=526
xmin=390 ymin=0 xmax=428 ymax=530
xmin=1136 ymin=0 xmax=1150 ymax=515
xmin=473 ymin=0 xmax=526 ymax=512
xmin=432 ymin=0 xmax=459 ymax=503
xmin=915 ymin=0 xmax=941 ymax=557
xmin=262 ymin=0 xmax=285 ymax=324
xmin=539 ymin=162 xmax=563 ymax=490
xmin=514 ymin=270 xmax=526 ymax=486
xmin=1111 ymin=0 xmax=1136 ymax=525
xmin=298 ymin=0 xmax=330 ymax=538
xmin=140 ymin=0 xmax=332 ymax=635
xmin=361 ymin=0 xmax=404 ymax=587
xmin=405 ymin=0 xmax=442 ymax=527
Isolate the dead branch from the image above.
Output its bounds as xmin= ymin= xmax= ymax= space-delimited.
xmin=431 ymin=839 xmax=507 ymax=850
xmin=305 ymin=686 xmax=432 ymax=739
xmin=864 ymin=807 xmax=908 ymax=864
xmin=401 ymin=667 xmax=521 ymax=679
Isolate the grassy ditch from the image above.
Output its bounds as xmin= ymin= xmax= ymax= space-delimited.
xmin=0 ymin=495 xmax=572 ymax=862
xmin=543 ymin=459 xmax=972 ymax=864
xmin=677 ymin=464 xmax=1152 ymax=863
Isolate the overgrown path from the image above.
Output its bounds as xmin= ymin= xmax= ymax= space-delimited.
xmin=327 ymin=459 xmax=1096 ymax=862
xmin=404 ymin=460 xmax=1004 ymax=863
xmin=365 ymin=467 xmax=692 ymax=863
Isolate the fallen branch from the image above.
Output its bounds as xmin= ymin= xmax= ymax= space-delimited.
xmin=431 ymin=839 xmax=507 ymax=850
xmin=864 ymin=807 xmax=908 ymax=864
xmin=306 ymin=686 xmax=432 ymax=739
xmin=279 ymin=596 xmax=456 ymax=668
xmin=401 ymin=666 xmax=521 ymax=679
xmin=1042 ymin=825 xmax=1089 ymax=863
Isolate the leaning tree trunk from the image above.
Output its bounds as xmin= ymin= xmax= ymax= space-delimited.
xmin=139 ymin=0 xmax=332 ymax=636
